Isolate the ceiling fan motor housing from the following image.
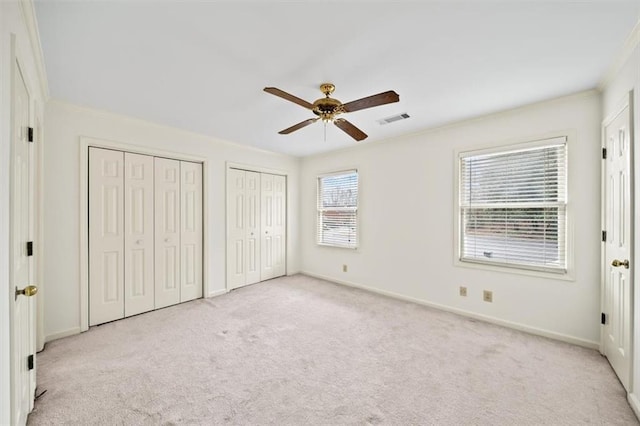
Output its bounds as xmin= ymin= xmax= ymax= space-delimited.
xmin=312 ymin=97 xmax=343 ymax=121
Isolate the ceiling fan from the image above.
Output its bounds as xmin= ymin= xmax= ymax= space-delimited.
xmin=263 ymin=83 xmax=400 ymax=141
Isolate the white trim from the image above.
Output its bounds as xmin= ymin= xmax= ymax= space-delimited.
xmin=453 ymin=130 xmax=576 ymax=281
xmin=79 ymin=136 xmax=210 ymax=332
xmin=17 ymin=0 xmax=49 ymax=100
xmin=44 ymin=327 xmax=81 ymax=344
xmin=598 ymin=19 xmax=640 ymax=91
xmin=225 ymin=161 xmax=293 ymax=292
xmin=628 ymin=392 xmax=640 ymax=421
xmin=301 ymin=271 xmax=599 ymax=349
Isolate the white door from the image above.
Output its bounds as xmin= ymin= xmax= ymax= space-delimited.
xmin=155 ymin=157 xmax=181 ymax=308
xmin=245 ymin=171 xmax=261 ymax=285
xmin=89 ymin=148 xmax=125 ymax=326
xmin=261 ymin=174 xmax=286 ymax=281
xmin=602 ymin=96 xmax=633 ymax=391
xmin=124 ymin=153 xmax=154 ymax=316
xmin=180 ymin=161 xmax=203 ymax=302
xmin=11 ymin=59 xmax=36 ymax=426
xmin=226 ymin=170 xmax=261 ymax=290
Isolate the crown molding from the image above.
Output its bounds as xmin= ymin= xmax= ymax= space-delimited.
xmin=598 ymin=19 xmax=640 ymax=91
xmin=19 ymin=0 xmax=49 ymax=100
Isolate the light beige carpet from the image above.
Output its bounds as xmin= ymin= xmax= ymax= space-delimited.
xmin=29 ymin=274 xmax=638 ymax=425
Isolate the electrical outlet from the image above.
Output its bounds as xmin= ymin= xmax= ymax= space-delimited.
xmin=483 ymin=290 xmax=493 ymax=303
xmin=342 ymin=264 xmax=348 ymax=272
xmin=459 ymin=286 xmax=467 ymax=297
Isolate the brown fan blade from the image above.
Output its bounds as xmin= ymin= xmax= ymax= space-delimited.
xmin=334 ymin=118 xmax=367 ymax=141
xmin=342 ymin=90 xmax=400 ymax=113
xmin=279 ymin=118 xmax=319 ymax=134
xmin=264 ymin=87 xmax=314 ymax=110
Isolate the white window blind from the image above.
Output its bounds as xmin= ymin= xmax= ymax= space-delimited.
xmin=317 ymin=170 xmax=358 ymax=248
xmin=459 ymin=137 xmax=567 ymax=272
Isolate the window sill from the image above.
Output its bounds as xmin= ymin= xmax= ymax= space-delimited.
xmin=317 ymin=243 xmax=358 ymax=250
xmin=454 ymin=258 xmax=575 ymax=281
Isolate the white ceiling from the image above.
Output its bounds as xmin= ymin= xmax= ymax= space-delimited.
xmin=35 ymin=1 xmax=640 ymax=157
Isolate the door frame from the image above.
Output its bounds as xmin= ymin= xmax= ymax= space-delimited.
xmin=225 ymin=162 xmax=291 ymax=291
xmin=600 ymin=90 xmax=635 ymax=382
xmin=78 ymin=136 xmax=209 ymax=332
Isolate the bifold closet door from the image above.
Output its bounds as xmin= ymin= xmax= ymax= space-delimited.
xmin=155 ymin=157 xmax=181 ymax=309
xmin=227 ymin=169 xmax=260 ymax=290
xmin=180 ymin=161 xmax=203 ymax=302
xmin=89 ymin=148 xmax=125 ymax=326
xmin=124 ymin=153 xmax=155 ymax=316
xmin=261 ymin=174 xmax=286 ymax=281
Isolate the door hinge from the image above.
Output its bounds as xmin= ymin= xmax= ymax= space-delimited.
xmin=27 ymin=354 xmax=34 ymax=370
xmin=602 ymin=147 xmax=607 ymax=159
xmin=26 ymin=241 xmax=33 ymax=256
xmin=27 ymin=127 xmax=34 ymax=143
xmin=601 ymin=312 xmax=606 ymax=325
xmin=602 ymin=231 xmax=607 ymax=242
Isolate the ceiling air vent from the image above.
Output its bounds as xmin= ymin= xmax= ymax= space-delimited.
xmin=377 ymin=113 xmax=410 ymax=125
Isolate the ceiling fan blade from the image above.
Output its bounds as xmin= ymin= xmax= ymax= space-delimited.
xmin=264 ymin=87 xmax=315 ymax=110
xmin=342 ymin=90 xmax=400 ymax=113
xmin=334 ymin=118 xmax=367 ymax=141
xmin=278 ymin=118 xmax=319 ymax=134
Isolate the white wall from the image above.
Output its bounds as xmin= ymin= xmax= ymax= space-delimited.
xmin=1 ymin=1 xmax=48 ymax=423
xmin=601 ymin=24 xmax=640 ymax=415
xmin=301 ymin=90 xmax=602 ymax=347
xmin=42 ymin=100 xmax=300 ymax=341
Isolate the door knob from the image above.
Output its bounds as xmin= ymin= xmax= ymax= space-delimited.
xmin=15 ymin=285 xmax=38 ymax=300
xmin=164 ymin=238 xmax=171 ymax=243
xmin=611 ymin=259 xmax=630 ymax=269
xmin=136 ymin=239 xmax=143 ymax=245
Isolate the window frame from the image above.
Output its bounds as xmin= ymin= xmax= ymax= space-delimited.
xmin=454 ymin=135 xmax=574 ymax=280
xmin=317 ymin=169 xmax=359 ymax=249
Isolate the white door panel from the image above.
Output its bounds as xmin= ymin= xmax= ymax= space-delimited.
xmin=226 ymin=170 xmax=265 ymax=289
xmin=227 ymin=169 xmax=246 ymax=289
xmin=12 ymin=59 xmax=36 ymax=425
xmin=89 ymin=148 xmax=125 ymax=325
xmin=180 ymin=161 xmax=203 ymax=302
xmin=124 ymin=153 xmax=154 ymax=316
xmin=261 ymin=174 xmax=286 ymax=281
xmin=245 ymin=171 xmax=261 ymax=285
xmin=155 ymin=157 xmax=181 ymax=308
xmin=603 ymin=97 xmax=633 ymax=391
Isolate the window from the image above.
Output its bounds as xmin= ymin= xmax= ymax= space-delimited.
xmin=458 ymin=137 xmax=567 ymax=273
xmin=317 ymin=170 xmax=358 ymax=248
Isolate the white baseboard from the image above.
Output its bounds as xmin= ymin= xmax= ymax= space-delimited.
xmin=44 ymin=327 xmax=81 ymax=344
xmin=207 ymin=289 xmax=228 ymax=298
xmin=301 ymin=271 xmax=599 ymax=350
xmin=628 ymin=393 xmax=640 ymax=421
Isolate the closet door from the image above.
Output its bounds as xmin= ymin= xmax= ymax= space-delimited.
xmin=155 ymin=157 xmax=181 ymax=308
xmin=124 ymin=153 xmax=155 ymax=316
xmin=227 ymin=169 xmax=246 ymax=289
xmin=180 ymin=161 xmax=203 ymax=302
xmin=271 ymin=174 xmax=286 ymax=277
xmin=227 ymin=169 xmax=261 ymax=289
xmin=89 ymin=148 xmax=125 ymax=326
xmin=245 ymin=171 xmax=261 ymax=285
xmin=260 ymin=174 xmax=286 ymax=281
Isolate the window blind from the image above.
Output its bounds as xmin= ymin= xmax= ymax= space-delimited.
xmin=459 ymin=138 xmax=567 ymax=272
xmin=317 ymin=170 xmax=358 ymax=248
